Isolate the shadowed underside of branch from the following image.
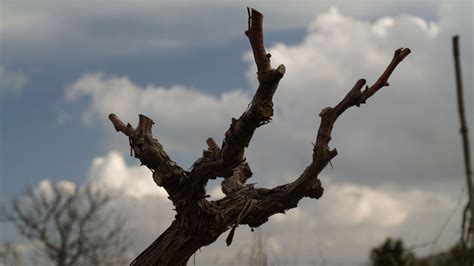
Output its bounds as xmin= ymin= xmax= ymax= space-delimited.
xmin=108 ymin=8 xmax=410 ymax=266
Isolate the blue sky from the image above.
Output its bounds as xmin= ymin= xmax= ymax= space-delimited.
xmin=0 ymin=4 xmax=307 ymax=196
xmin=1 ymin=1 xmax=473 ymax=265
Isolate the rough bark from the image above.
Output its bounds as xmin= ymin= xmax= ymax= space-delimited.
xmin=109 ymin=8 xmax=411 ymax=265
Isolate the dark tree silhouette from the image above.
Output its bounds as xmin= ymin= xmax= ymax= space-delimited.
xmin=1 ymin=182 xmax=128 ymax=266
xmin=370 ymin=238 xmax=414 ymax=266
xmin=109 ymin=8 xmax=411 ymax=265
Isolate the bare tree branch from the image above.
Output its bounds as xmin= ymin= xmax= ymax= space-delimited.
xmin=213 ymin=20 xmax=411 ymax=234
xmin=108 ymin=114 xmax=186 ymax=197
xmin=109 ymin=8 xmax=410 ymax=265
xmin=190 ymin=9 xmax=285 ymax=183
xmin=221 ymin=8 xmax=285 ymax=162
xmin=2 ymin=182 xmax=128 ymax=266
xmin=212 ymin=48 xmax=411 ymax=232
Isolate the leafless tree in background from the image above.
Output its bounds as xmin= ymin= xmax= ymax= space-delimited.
xmin=1 ymin=182 xmax=128 ymax=266
xmin=109 ymin=8 xmax=410 ymax=265
xmin=0 ymin=242 xmax=22 ymax=266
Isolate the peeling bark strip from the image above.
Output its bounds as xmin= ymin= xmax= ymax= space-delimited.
xmin=108 ymin=8 xmax=410 ymax=265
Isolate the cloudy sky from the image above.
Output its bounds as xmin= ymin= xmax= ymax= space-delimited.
xmin=1 ymin=0 xmax=473 ymax=265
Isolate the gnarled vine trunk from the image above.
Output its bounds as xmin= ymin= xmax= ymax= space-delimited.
xmin=109 ymin=8 xmax=411 ymax=265
xmin=131 ymin=219 xmax=217 ymax=265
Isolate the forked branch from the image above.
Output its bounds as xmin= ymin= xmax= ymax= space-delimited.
xmin=213 ymin=47 xmax=411 ymax=234
xmin=108 ymin=8 xmax=411 ymax=265
xmin=190 ymin=8 xmax=285 ymax=184
xmin=108 ymin=114 xmax=185 ymax=199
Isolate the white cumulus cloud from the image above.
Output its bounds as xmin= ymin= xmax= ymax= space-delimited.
xmin=88 ymin=151 xmax=168 ymax=199
xmin=66 ymin=72 xmax=250 ymax=167
xmin=322 ymin=182 xmax=408 ymax=227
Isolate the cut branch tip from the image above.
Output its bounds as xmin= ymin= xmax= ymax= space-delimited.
xmin=206 ymin=138 xmax=221 ymax=151
xmin=356 ymin=79 xmax=366 ymax=88
xmin=276 ymin=64 xmax=286 ymax=76
xmin=319 ymin=107 xmax=332 ymax=117
xmin=109 ymin=113 xmax=133 ymax=136
xmin=395 ymin=47 xmax=411 ymax=59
